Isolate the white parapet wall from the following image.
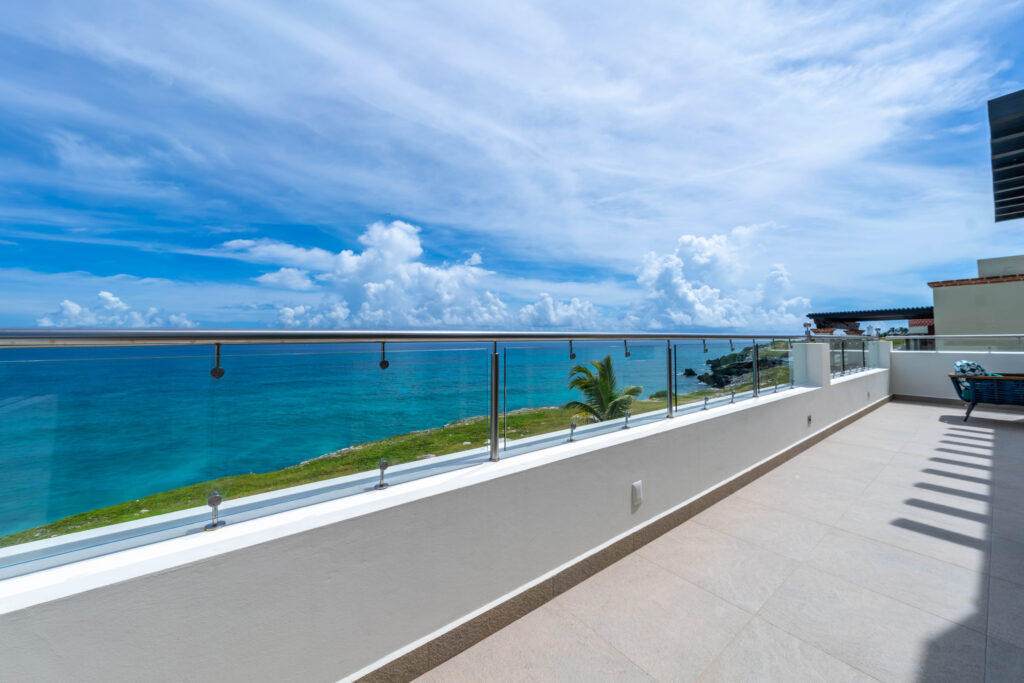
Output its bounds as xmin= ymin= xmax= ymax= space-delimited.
xmin=891 ymin=349 xmax=1024 ymax=401
xmin=0 ymin=344 xmax=891 ymax=682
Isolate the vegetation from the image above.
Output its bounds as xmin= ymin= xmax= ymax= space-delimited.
xmin=0 ymin=397 xmax=665 ymax=548
xmin=563 ymin=354 xmax=642 ymax=422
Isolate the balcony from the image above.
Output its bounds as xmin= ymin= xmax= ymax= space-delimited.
xmin=420 ymin=399 xmax=1024 ymax=682
xmin=1 ymin=333 xmax=1023 ymax=681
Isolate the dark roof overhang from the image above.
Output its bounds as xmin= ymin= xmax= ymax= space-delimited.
xmin=807 ymin=307 xmax=934 ymax=324
xmin=989 ymin=88 xmax=1024 ymax=222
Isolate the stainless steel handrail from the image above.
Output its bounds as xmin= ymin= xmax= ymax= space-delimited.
xmin=0 ymin=328 xmax=810 ymax=348
xmin=885 ymin=334 xmax=1024 ymax=339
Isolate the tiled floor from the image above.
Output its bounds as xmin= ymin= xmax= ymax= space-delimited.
xmin=416 ymin=401 xmax=1024 ymax=682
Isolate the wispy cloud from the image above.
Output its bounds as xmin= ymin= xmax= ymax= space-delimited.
xmin=0 ymin=0 xmax=1021 ymax=329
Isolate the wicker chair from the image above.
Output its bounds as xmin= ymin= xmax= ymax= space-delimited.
xmin=949 ymin=373 xmax=1024 ymax=421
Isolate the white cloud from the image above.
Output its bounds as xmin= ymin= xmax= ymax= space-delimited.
xmin=37 ymin=290 xmax=197 ymax=328
xmin=518 ymin=293 xmax=598 ymax=329
xmin=255 ymin=267 xmax=316 ymax=291
xmin=629 ymin=225 xmax=809 ymax=330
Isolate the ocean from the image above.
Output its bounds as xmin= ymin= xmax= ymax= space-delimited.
xmin=0 ymin=339 xmax=736 ymax=536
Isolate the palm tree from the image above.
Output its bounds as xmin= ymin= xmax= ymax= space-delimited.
xmin=563 ymin=354 xmax=642 ymax=422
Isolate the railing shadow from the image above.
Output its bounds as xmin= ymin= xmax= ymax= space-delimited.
xmin=915 ymin=409 xmax=1024 ymax=681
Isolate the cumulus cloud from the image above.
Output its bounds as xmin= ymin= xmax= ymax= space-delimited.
xmin=222 ymin=220 xmax=596 ymax=329
xmin=629 ymin=224 xmax=809 ymax=330
xmin=37 ymin=291 xmax=196 ymax=328
xmin=518 ymin=293 xmax=598 ymax=329
xmin=254 ymin=267 xmax=316 ymax=291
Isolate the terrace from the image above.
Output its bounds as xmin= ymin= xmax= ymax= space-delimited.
xmin=0 ymin=332 xmax=1023 ymax=682
xmin=421 ymin=400 xmax=1024 ymax=682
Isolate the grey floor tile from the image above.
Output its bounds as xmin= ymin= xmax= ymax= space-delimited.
xmin=986 ymin=636 xmax=1024 ymax=683
xmin=551 ymin=554 xmax=751 ymax=682
xmin=988 ymin=578 xmax=1024 ymax=650
xmin=695 ymin=617 xmax=876 ymax=683
xmin=638 ymin=521 xmax=795 ymax=612
xmin=692 ymin=496 xmax=830 ymax=561
xmin=759 ymin=565 xmax=986 ymax=682
xmin=735 ymin=465 xmax=867 ymax=525
xmin=991 ymin=534 xmax=1024 ymax=587
xmin=834 ymin=497 xmax=989 ymax=572
xmin=415 ymin=604 xmax=654 ymax=683
xmin=807 ymin=529 xmax=988 ymax=632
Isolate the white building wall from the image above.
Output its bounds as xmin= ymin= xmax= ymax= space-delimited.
xmin=890 ymin=350 xmax=1024 ymax=401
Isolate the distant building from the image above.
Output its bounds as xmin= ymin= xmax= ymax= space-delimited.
xmin=928 ymin=254 xmax=1024 ymax=349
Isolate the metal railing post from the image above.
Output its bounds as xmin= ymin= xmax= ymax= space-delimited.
xmin=841 ymin=340 xmax=846 ymax=374
xmin=490 ymin=347 xmax=500 ymax=462
xmin=861 ymin=340 xmax=866 ymax=370
xmin=666 ymin=339 xmax=674 ymax=418
xmin=752 ymin=340 xmax=760 ymax=397
xmin=673 ymin=343 xmax=678 ymax=411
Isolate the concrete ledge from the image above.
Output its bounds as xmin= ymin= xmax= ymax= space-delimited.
xmin=359 ymin=394 xmax=892 ymax=682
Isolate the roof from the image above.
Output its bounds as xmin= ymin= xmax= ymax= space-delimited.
xmin=807 ymin=306 xmax=933 ymax=322
xmin=989 ymin=88 xmax=1024 ymax=222
xmin=928 ymin=273 xmax=1024 ymax=288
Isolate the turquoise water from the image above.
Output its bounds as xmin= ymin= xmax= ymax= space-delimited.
xmin=0 ymin=340 xmax=732 ymax=536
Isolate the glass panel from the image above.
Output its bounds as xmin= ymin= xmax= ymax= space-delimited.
xmin=0 ymin=342 xmax=490 ymax=558
xmin=828 ymin=339 xmax=843 ymax=376
xmin=672 ymin=339 xmax=760 ymax=411
xmin=844 ymin=338 xmax=866 ymax=373
xmin=758 ymin=340 xmax=793 ymax=392
xmin=500 ymin=340 xmax=669 ymax=456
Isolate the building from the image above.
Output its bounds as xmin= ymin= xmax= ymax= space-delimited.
xmin=928 ymin=253 xmax=1024 ymax=349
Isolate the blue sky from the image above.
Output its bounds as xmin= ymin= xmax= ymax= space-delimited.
xmin=1 ymin=0 xmax=1023 ymax=332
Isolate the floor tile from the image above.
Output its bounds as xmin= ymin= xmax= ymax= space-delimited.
xmin=692 ymin=496 xmax=830 ymax=561
xmin=551 ymin=554 xmax=751 ymax=682
xmin=416 ymin=604 xmax=653 ymax=682
xmin=988 ymin=578 xmax=1024 ymax=650
xmin=695 ymin=617 xmax=875 ymax=683
xmin=834 ymin=497 xmax=989 ymax=572
xmin=638 ymin=521 xmax=795 ymax=612
xmin=759 ymin=565 xmax=985 ymax=682
xmin=807 ymin=529 xmax=987 ymax=632
xmin=986 ymin=636 xmax=1024 ymax=683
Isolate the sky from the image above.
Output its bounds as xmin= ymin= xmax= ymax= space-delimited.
xmin=1 ymin=0 xmax=1023 ymax=333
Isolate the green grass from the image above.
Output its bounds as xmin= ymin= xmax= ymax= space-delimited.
xmin=0 ymin=397 xmax=674 ymax=548
xmin=0 ymin=363 xmax=798 ymax=549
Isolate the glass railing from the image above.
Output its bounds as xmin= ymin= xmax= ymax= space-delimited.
xmin=757 ymin=340 xmax=794 ymax=393
xmin=0 ymin=330 xmax=804 ymax=577
xmin=828 ymin=337 xmax=872 ymax=377
xmin=890 ymin=335 xmax=1024 ymax=352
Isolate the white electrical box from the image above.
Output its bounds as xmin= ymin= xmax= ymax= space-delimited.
xmin=632 ymin=480 xmax=643 ymax=507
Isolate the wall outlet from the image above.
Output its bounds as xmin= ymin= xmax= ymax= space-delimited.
xmin=631 ymin=480 xmax=643 ymax=509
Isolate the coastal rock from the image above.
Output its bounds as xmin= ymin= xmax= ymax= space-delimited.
xmin=683 ymin=368 xmax=697 ymax=377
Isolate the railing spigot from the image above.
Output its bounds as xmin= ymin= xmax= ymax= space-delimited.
xmin=703 ymin=396 xmax=709 ymax=410
xmin=774 ymin=379 xmax=779 ymax=393
xmin=375 ymin=458 xmax=390 ymax=489
xmin=569 ymin=340 xmax=576 ymax=360
xmin=622 ymin=410 xmax=631 ymax=429
xmin=623 ymin=339 xmax=630 ymax=358
xmin=204 ymin=490 xmax=225 ymax=531
xmin=210 ymin=343 xmax=225 ymax=379
xmin=702 ymin=339 xmax=708 ymax=353
xmin=730 ymin=390 xmax=735 ymax=403
xmin=379 ymin=342 xmax=389 ymax=370
xmin=568 ymin=419 xmax=577 ymax=442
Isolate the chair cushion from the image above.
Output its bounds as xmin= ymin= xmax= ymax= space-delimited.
xmin=953 ymin=360 xmax=987 ymax=393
